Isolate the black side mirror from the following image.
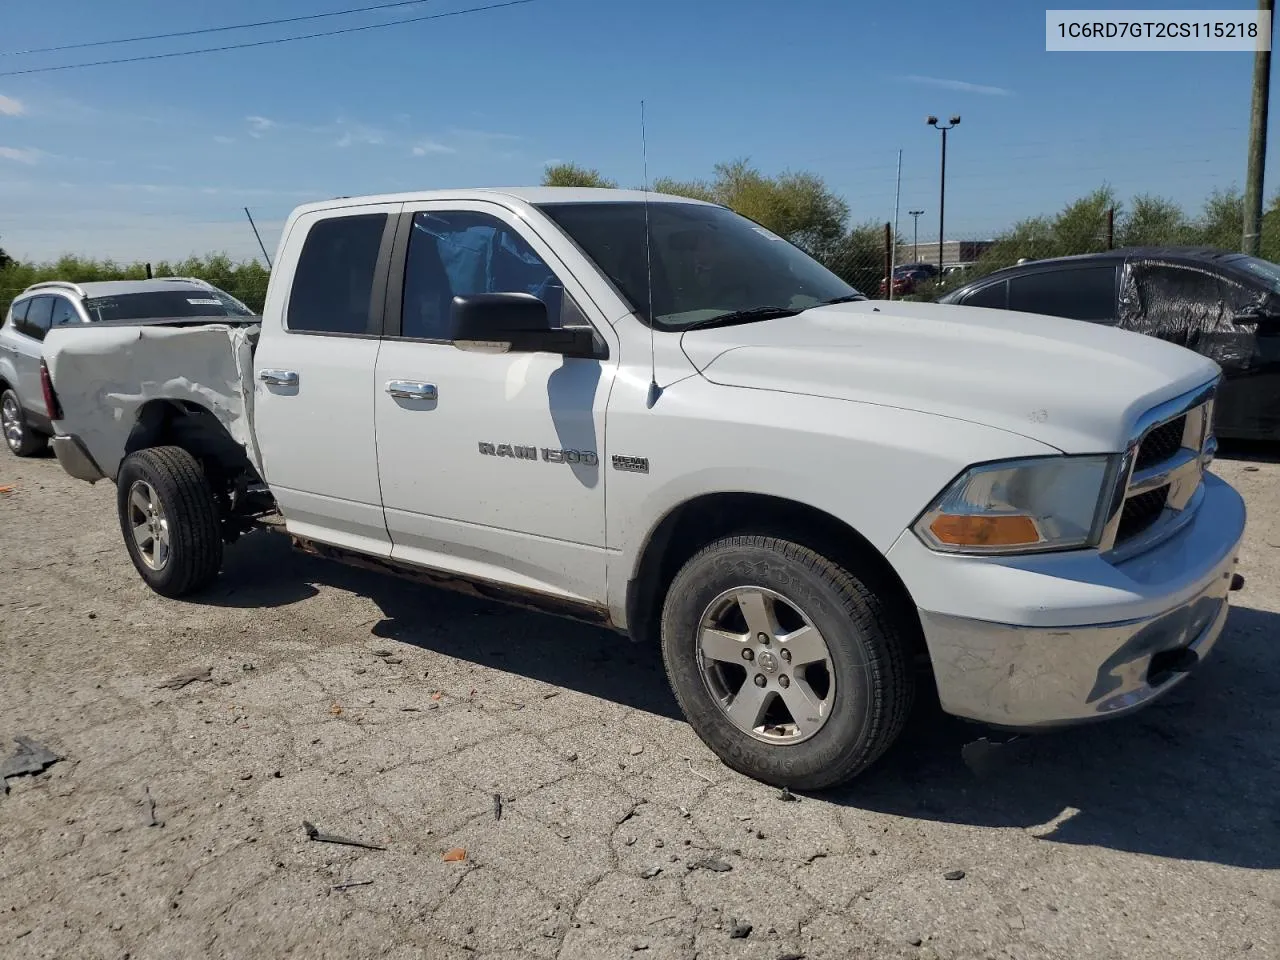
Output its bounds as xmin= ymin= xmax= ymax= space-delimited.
xmin=450 ymin=293 xmax=598 ymax=358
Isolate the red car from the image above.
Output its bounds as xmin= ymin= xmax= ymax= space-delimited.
xmin=879 ymin=262 xmax=940 ymax=297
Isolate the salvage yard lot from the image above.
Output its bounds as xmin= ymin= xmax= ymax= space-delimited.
xmin=1 ymin=453 xmax=1277 ymax=960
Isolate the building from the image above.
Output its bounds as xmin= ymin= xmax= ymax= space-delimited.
xmin=895 ymin=239 xmax=995 ymax=268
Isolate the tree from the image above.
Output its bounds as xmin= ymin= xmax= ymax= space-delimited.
xmin=0 ymin=236 xmax=12 ymax=270
xmin=542 ymin=163 xmax=616 ymax=188
xmin=653 ymin=159 xmax=849 ymax=254
xmin=1118 ymin=194 xmax=1194 ymax=247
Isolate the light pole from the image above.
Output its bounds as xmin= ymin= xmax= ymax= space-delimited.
xmin=908 ymin=209 xmax=924 ymax=262
xmin=927 ymin=115 xmax=960 ymax=273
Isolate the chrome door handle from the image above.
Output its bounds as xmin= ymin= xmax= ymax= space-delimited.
xmin=386 ymin=380 xmax=437 ymax=401
xmin=258 ymin=369 xmax=299 ymax=387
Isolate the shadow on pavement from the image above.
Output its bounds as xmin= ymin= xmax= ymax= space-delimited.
xmin=208 ymin=528 xmax=1279 ymax=869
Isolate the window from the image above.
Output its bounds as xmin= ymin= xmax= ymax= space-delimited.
xmin=19 ymin=296 xmax=54 ymax=341
xmin=537 ymin=201 xmax=860 ymax=330
xmin=1007 ymin=265 xmax=1117 ymax=322
xmin=961 ymin=280 xmax=1007 ymax=308
xmin=83 ymin=289 xmax=255 ymax=323
xmin=399 ymin=210 xmax=584 ymax=340
xmin=5 ymin=297 xmax=30 ymax=331
xmin=1121 ymin=262 xmax=1234 ymax=341
xmin=287 ymin=213 xmax=388 ymax=335
xmin=50 ymin=297 xmax=79 ymax=328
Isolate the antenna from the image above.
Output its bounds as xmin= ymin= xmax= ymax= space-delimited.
xmin=244 ymin=206 xmax=273 ymax=268
xmin=641 ymin=100 xmax=661 ymax=409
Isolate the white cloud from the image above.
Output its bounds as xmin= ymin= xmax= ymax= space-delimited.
xmin=336 ymin=125 xmax=385 ymax=148
xmin=0 ymin=94 xmax=24 ymax=117
xmin=411 ymin=139 xmax=456 ymax=156
xmin=245 ymin=115 xmax=276 ymax=137
xmin=903 ymin=75 xmax=1013 ymax=97
xmin=213 ymin=135 xmax=235 ymax=144
xmin=0 ymin=146 xmax=41 ymax=164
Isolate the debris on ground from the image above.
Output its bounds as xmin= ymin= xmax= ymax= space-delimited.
xmin=689 ymin=858 xmax=732 ymax=873
xmin=1 ymin=737 xmax=61 ymax=794
xmin=641 ymin=866 xmax=662 ymax=879
xmin=331 ymin=880 xmax=374 ymax=891
xmin=777 ymin=953 xmax=805 ymax=960
xmin=302 ymin=821 xmax=387 ymax=851
xmin=685 ymin=758 xmax=714 ymax=783
xmin=729 ymin=919 xmax=752 ymax=939
xmin=943 ymin=869 xmax=966 ymax=881
xmin=493 ymin=793 xmax=503 ymax=821
xmin=142 ymin=785 xmax=163 ymax=827
xmin=383 ymin=657 xmax=403 ymax=664
xmin=542 ymin=691 xmax=560 ymax=699
xmin=241 ymin=663 xmax=255 ymax=672
xmin=629 ymin=745 xmax=644 ymax=756
xmin=442 ymin=847 xmax=467 ymax=862
xmin=329 ymin=703 xmax=344 ymax=717
xmin=372 ymin=650 xmax=394 ymax=658
xmin=155 ymin=667 xmax=212 ymax=690
xmin=0 ymin=485 xmax=13 ymax=495
xmin=616 ymin=800 xmax=645 ymax=825
xmin=779 ymin=786 xmax=798 ymax=802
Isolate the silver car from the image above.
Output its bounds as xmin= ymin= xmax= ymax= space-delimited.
xmin=1 ymin=277 xmax=255 ymax=456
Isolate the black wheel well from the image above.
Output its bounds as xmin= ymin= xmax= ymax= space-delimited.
xmin=125 ymin=400 xmax=255 ymax=486
xmin=625 ymin=492 xmax=927 ymax=661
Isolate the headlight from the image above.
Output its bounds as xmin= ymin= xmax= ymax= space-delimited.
xmin=913 ymin=455 xmax=1119 ymax=555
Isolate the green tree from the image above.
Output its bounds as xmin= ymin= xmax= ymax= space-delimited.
xmin=814 ymin=221 xmax=886 ymax=296
xmin=1118 ymin=194 xmax=1194 ymax=247
xmin=541 ymin=162 xmax=617 ymax=188
xmin=1192 ymin=187 xmax=1244 ymax=250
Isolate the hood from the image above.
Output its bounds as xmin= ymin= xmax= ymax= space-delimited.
xmin=680 ymin=300 xmax=1220 ymax=453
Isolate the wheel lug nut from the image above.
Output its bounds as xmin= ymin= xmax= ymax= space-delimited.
xmin=742 ymin=649 xmax=754 ymax=661
xmin=753 ymin=674 xmax=767 ymax=688
xmin=778 ymin=675 xmax=790 ymax=689
xmin=757 ymin=633 xmax=769 ymax=645
xmin=780 ymin=649 xmax=792 ymax=662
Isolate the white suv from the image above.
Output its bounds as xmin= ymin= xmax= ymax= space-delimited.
xmin=1 ymin=278 xmax=254 ymax=456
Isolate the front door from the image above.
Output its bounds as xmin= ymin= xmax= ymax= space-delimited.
xmin=373 ymin=202 xmax=615 ymax=604
xmin=252 ymin=204 xmax=400 ymax=555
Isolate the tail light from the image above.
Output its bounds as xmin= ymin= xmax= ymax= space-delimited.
xmin=40 ymin=359 xmax=63 ymax=420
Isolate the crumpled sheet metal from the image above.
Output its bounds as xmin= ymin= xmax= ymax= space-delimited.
xmin=46 ymin=322 xmax=262 ymax=481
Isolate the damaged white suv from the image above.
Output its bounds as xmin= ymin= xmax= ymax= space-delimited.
xmin=37 ymin=188 xmax=1247 ymax=789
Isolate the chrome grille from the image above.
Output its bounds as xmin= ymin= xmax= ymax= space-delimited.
xmin=1133 ymin=416 xmax=1186 ymax=471
xmin=1101 ymin=381 xmax=1217 ymax=557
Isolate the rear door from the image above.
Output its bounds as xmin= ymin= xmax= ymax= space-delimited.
xmin=251 ymin=204 xmax=400 ymax=556
xmin=372 ymin=201 xmax=615 ymax=603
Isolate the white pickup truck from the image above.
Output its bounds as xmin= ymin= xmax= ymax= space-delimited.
xmin=37 ymin=187 xmax=1247 ymax=789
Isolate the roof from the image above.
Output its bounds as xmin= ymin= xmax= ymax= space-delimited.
xmin=286 ymin=185 xmax=720 ymax=220
xmin=19 ymin=277 xmax=222 ymax=300
xmin=977 ymin=246 xmax=1251 ymax=280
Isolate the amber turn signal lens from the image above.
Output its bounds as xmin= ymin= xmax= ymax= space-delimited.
xmin=928 ymin=514 xmax=1041 ymax=547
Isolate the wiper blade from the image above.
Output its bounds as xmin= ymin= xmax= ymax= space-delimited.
xmin=812 ymin=294 xmax=866 ymax=306
xmin=683 ymin=306 xmax=801 ymax=331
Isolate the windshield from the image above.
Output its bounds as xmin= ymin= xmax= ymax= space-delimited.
xmin=83 ymin=288 xmax=256 ymax=323
xmin=1227 ymin=254 xmax=1280 ymax=294
xmin=536 ymin=201 xmax=862 ymax=330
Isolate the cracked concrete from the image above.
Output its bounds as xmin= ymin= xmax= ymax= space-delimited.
xmin=2 ymin=453 xmax=1278 ymax=960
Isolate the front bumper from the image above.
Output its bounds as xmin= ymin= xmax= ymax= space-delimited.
xmin=889 ymin=472 xmax=1246 ymax=729
xmin=51 ymin=434 xmax=106 ymax=483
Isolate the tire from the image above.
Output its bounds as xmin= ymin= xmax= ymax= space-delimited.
xmin=116 ymin=446 xmax=223 ymax=598
xmin=2 ymin=388 xmax=47 ymax=457
xmin=660 ymin=535 xmax=914 ymax=791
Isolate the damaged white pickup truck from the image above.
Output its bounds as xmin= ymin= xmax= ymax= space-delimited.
xmin=39 ymin=187 xmax=1247 ymax=789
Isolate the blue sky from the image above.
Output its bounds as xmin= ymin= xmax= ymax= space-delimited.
xmin=0 ymin=0 xmax=1275 ymax=262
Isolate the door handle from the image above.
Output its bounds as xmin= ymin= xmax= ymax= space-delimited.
xmin=258 ymin=369 xmax=299 ymax=387
xmin=386 ymin=380 xmax=437 ymax=401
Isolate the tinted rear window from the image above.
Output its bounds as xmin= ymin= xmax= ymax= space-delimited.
xmin=287 ymin=214 xmax=388 ymax=335
xmin=1007 ymin=265 xmax=1117 ymax=322
xmin=83 ymin=290 xmax=255 ymax=322
xmin=961 ymin=280 xmax=1007 ymax=308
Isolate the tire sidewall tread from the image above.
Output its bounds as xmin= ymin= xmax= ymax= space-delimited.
xmin=116 ymin=445 xmax=223 ymax=598
xmin=2 ymin=388 xmax=47 ymax=457
xmin=660 ymin=534 xmax=914 ymax=791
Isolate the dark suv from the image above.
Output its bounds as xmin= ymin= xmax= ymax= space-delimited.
xmin=939 ymin=247 xmax=1280 ymax=442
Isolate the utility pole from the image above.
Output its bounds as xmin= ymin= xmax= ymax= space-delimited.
xmin=928 ymin=115 xmax=960 ymax=272
xmin=1244 ymin=0 xmax=1274 ymax=255
xmin=909 ymin=210 xmax=925 ymax=261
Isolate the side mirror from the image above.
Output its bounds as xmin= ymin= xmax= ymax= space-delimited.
xmin=450 ymin=293 xmax=598 ymax=358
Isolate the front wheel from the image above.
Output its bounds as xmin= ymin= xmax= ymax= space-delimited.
xmin=116 ymin=446 xmax=223 ymax=597
xmin=660 ymin=535 xmax=915 ymax=790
